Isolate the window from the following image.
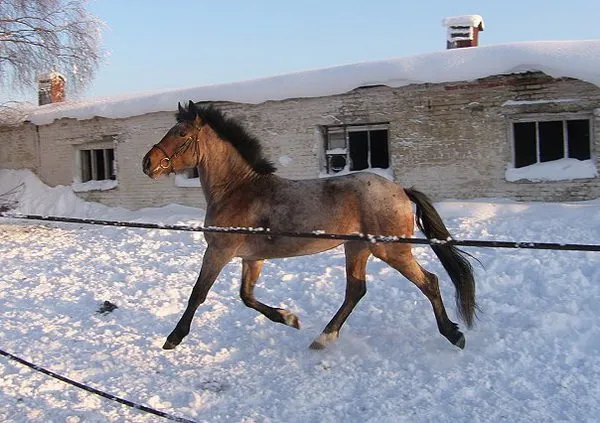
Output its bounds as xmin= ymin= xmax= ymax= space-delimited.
xmin=325 ymin=124 xmax=390 ymax=174
xmin=80 ymin=148 xmax=116 ymax=182
xmin=512 ymin=118 xmax=592 ymax=168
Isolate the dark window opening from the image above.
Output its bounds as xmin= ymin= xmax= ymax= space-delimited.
xmin=513 ymin=122 xmax=536 ymax=168
xmin=513 ymin=119 xmax=592 ymax=169
xmin=81 ymin=150 xmax=92 ymax=182
xmin=370 ymin=130 xmax=390 ymax=169
xmin=538 ymin=121 xmax=563 ymax=162
xmin=80 ymin=148 xmax=115 ymax=182
xmin=567 ymin=120 xmax=591 ymax=160
xmin=107 ymin=148 xmax=116 ymax=180
xmin=325 ymin=126 xmax=390 ymax=174
xmin=94 ymin=149 xmax=106 ymax=180
xmin=349 ymin=131 xmax=369 ymax=171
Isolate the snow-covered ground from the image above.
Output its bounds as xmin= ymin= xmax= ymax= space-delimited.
xmin=1 ymin=170 xmax=599 ymax=422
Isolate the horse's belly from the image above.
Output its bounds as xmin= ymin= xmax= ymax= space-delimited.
xmin=236 ymin=236 xmax=344 ymax=260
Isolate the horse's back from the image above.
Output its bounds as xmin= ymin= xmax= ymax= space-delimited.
xmin=272 ymin=172 xmax=413 ymax=235
xmin=335 ymin=172 xmax=414 ymax=234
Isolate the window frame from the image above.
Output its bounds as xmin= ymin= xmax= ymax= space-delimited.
xmin=509 ymin=112 xmax=594 ymax=169
xmin=72 ymin=135 xmax=118 ymax=192
xmin=78 ymin=147 xmax=116 ymax=182
xmin=324 ymin=122 xmax=390 ymax=174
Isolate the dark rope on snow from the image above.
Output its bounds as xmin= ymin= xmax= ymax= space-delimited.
xmin=2 ymin=213 xmax=599 ymax=252
xmin=0 ymin=347 xmax=199 ymax=423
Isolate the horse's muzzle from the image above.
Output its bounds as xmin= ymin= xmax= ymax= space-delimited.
xmin=142 ymin=154 xmax=151 ymax=174
xmin=142 ymin=152 xmax=161 ymax=179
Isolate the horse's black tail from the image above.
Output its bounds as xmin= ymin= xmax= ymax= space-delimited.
xmin=405 ymin=188 xmax=477 ymax=327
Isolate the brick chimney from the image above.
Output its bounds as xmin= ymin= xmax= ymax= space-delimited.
xmin=38 ymin=71 xmax=66 ymax=105
xmin=442 ymin=15 xmax=484 ymax=49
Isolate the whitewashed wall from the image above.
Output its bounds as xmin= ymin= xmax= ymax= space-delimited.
xmin=1 ymin=72 xmax=599 ymax=210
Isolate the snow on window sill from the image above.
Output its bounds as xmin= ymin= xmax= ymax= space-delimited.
xmin=175 ymin=174 xmax=201 ymax=187
xmin=326 ymin=148 xmax=348 ymax=155
xmin=72 ymin=179 xmax=118 ymax=192
xmin=505 ymin=159 xmax=598 ymax=182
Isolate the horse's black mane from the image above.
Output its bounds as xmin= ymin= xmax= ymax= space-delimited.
xmin=176 ymin=101 xmax=276 ymax=175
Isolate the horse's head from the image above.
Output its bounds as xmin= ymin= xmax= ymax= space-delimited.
xmin=142 ymin=100 xmax=203 ymax=179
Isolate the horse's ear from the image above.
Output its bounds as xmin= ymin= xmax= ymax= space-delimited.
xmin=188 ymin=100 xmax=204 ymax=127
xmin=178 ymin=102 xmax=185 ymax=114
xmin=188 ymin=100 xmax=197 ymax=116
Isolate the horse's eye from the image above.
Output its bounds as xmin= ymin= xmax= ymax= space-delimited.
xmin=179 ymin=131 xmax=186 ymax=137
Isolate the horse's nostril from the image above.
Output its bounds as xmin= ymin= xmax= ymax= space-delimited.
xmin=143 ymin=155 xmax=150 ymax=171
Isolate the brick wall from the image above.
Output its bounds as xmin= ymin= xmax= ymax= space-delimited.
xmin=0 ymin=123 xmax=38 ymax=171
xmin=1 ymin=71 xmax=599 ymax=209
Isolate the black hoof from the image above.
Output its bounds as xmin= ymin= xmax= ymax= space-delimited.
xmin=308 ymin=332 xmax=338 ymax=350
xmin=309 ymin=341 xmax=326 ymax=350
xmin=276 ymin=309 xmax=301 ymax=329
xmin=453 ymin=333 xmax=466 ymax=349
xmin=162 ymin=337 xmax=181 ymax=350
xmin=282 ymin=312 xmax=300 ymax=329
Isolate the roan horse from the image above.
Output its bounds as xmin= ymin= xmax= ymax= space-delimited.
xmin=142 ymin=101 xmax=477 ymax=351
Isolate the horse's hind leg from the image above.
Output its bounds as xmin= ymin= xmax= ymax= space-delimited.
xmin=240 ymin=259 xmax=300 ymax=329
xmin=372 ymin=244 xmax=465 ymax=349
xmin=310 ymin=242 xmax=371 ymax=350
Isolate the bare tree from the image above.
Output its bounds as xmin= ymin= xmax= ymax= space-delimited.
xmin=0 ymin=0 xmax=105 ymax=97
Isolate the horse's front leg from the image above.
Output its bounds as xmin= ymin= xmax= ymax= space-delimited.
xmin=163 ymin=246 xmax=233 ymax=350
xmin=240 ymin=259 xmax=300 ymax=329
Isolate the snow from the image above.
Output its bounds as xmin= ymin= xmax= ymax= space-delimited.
xmin=1 ymin=169 xmax=600 ymax=422
xmin=502 ymin=98 xmax=578 ymax=106
xmin=72 ymin=179 xmax=118 ymax=193
xmin=17 ymin=40 xmax=600 ymax=126
xmin=325 ymin=148 xmax=348 ymax=155
xmin=442 ymin=15 xmax=485 ymax=30
xmin=505 ymin=158 xmax=598 ymax=182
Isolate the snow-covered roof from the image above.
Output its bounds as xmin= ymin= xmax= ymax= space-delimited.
xmin=442 ymin=15 xmax=485 ymax=30
xmin=20 ymin=40 xmax=600 ymax=126
xmin=37 ymin=71 xmax=66 ymax=82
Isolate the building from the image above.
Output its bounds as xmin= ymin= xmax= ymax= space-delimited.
xmin=1 ymin=38 xmax=599 ymax=210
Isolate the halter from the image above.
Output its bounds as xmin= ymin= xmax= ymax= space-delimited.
xmin=153 ymin=134 xmax=197 ymax=170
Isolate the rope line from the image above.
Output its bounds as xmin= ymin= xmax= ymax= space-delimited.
xmin=2 ymin=213 xmax=600 ymax=252
xmin=0 ymin=348 xmax=199 ymax=423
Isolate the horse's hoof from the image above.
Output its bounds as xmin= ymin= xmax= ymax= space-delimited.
xmin=309 ymin=340 xmax=326 ymax=350
xmin=453 ymin=333 xmax=466 ymax=349
xmin=280 ymin=310 xmax=301 ymax=329
xmin=162 ymin=338 xmax=180 ymax=350
xmin=309 ymin=332 xmax=338 ymax=350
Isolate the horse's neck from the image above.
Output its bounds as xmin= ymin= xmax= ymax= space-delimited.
xmin=198 ymin=140 xmax=257 ymax=204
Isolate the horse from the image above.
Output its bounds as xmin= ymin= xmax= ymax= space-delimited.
xmin=142 ymin=101 xmax=477 ymax=351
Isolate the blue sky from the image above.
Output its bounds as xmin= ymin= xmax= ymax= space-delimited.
xmin=6 ymin=0 xmax=600 ymax=103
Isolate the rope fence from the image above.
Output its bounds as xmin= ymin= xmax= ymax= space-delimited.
xmin=0 ymin=348 xmax=198 ymax=423
xmin=2 ymin=213 xmax=600 ymax=252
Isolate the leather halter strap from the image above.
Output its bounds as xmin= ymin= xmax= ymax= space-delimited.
xmin=153 ymin=135 xmax=196 ymax=170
